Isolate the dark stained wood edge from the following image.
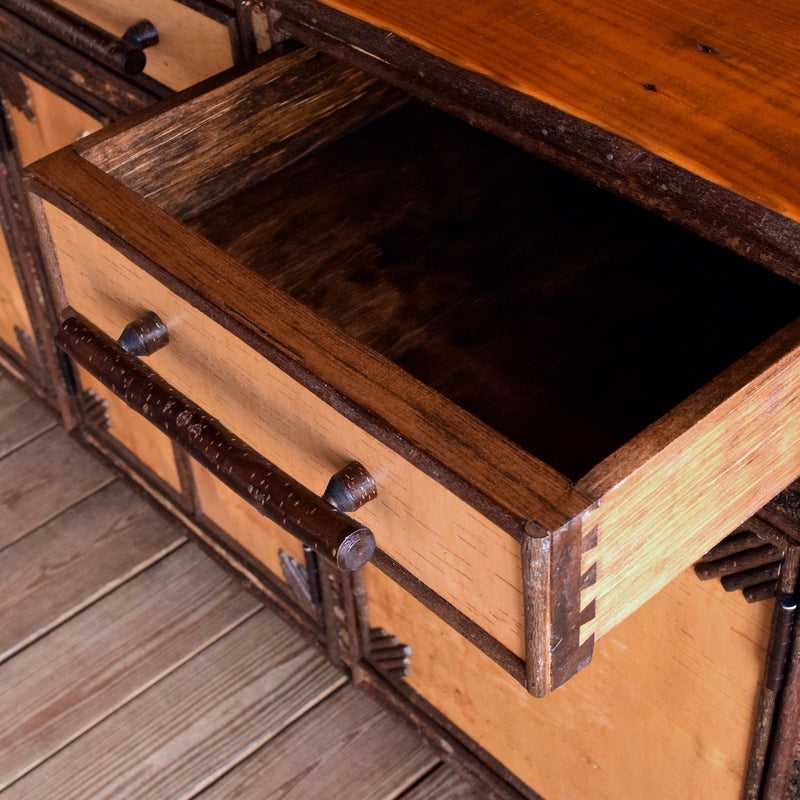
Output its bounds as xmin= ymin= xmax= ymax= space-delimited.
xmin=171 ymin=441 xmax=199 ymax=515
xmin=759 ymin=548 xmax=800 ymax=799
xmin=25 ymin=147 xmax=593 ymax=538
xmin=521 ymin=533 xmax=550 ymax=697
xmin=352 ymin=664 xmax=541 ymax=800
xmin=234 ymin=0 xmax=273 ymax=58
xmin=269 ymin=1 xmax=800 ymax=286
xmin=83 ymin=48 xmax=408 ymax=221
xmin=371 ymin=549 xmax=526 ymax=685
xmin=546 ymin=518 xmax=595 ymax=692
xmin=66 ymin=44 xmax=299 ymax=153
xmin=0 ymin=9 xmax=166 ymax=117
xmin=317 ymin=557 xmax=348 ymax=666
xmin=23 ymin=191 xmax=78 ymax=426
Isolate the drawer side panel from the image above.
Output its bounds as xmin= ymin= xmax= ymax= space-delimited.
xmin=580 ymin=321 xmax=800 ymax=642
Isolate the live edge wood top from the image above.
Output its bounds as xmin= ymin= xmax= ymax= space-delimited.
xmin=305 ymin=0 xmax=800 ymax=243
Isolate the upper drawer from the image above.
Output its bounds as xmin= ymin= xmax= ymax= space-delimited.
xmin=7 ymin=0 xmax=236 ymax=90
xmin=27 ymin=47 xmax=800 ymax=693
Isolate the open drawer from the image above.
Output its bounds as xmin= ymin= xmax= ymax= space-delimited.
xmin=25 ymin=46 xmax=800 ymax=694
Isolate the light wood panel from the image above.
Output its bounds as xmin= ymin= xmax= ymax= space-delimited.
xmin=44 ymin=200 xmax=527 ymax=658
xmin=0 ymin=480 xmax=184 ymax=663
xmin=54 ymin=0 xmax=235 ymax=90
xmin=0 ymin=544 xmax=259 ymax=790
xmin=192 ymin=458 xmax=307 ymax=584
xmin=0 ymin=610 xmax=346 ymax=800
xmin=197 ymin=685 xmax=437 ymax=799
xmin=77 ymin=366 xmax=183 ymax=491
xmin=315 ymin=0 xmax=800 ymax=226
xmin=0 ymin=224 xmax=30 ymax=359
xmin=6 ymin=72 xmax=101 ymax=168
xmin=0 ymin=374 xmax=54 ymax=458
xmin=0 ymin=426 xmax=113 ymax=550
xmin=363 ymin=564 xmax=771 ymax=800
xmin=400 ymin=766 xmax=484 ymax=800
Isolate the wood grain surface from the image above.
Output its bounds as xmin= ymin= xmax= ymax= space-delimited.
xmin=0 ymin=374 xmax=54 ymax=458
xmin=0 ymin=610 xmax=346 ymax=800
xmin=0 ymin=544 xmax=260 ymax=790
xmin=308 ymin=0 xmax=800 ymax=228
xmin=197 ymin=685 xmax=436 ymax=799
xmin=0 ymin=426 xmax=113 ymax=549
xmin=580 ymin=318 xmax=800 ymax=642
xmin=82 ymin=48 xmax=407 ymax=220
xmin=0 ymin=374 xmax=450 ymax=800
xmin=363 ymin=563 xmax=771 ymax=800
xmin=0 ymin=480 xmax=184 ymax=663
xmin=400 ymin=765 xmax=484 ymax=800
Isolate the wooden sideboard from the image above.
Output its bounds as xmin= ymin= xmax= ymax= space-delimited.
xmin=5 ymin=2 xmax=800 ymax=799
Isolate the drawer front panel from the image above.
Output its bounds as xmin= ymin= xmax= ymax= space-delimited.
xmin=54 ymin=0 xmax=235 ymax=90
xmin=363 ymin=563 xmax=770 ymax=800
xmin=75 ymin=365 xmax=183 ymax=491
xmin=7 ymin=73 xmax=102 ymax=168
xmin=190 ymin=457 xmax=309 ymax=587
xmin=44 ymin=200 xmax=526 ymax=658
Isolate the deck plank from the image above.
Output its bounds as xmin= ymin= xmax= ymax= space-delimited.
xmin=0 ymin=427 xmax=113 ymax=549
xmin=0 ymin=375 xmax=55 ymax=459
xmin=0 ymin=480 xmax=185 ymax=663
xmin=399 ymin=764 xmax=484 ymax=800
xmin=0 ymin=610 xmax=347 ymax=800
xmin=0 ymin=544 xmax=260 ymax=790
xmin=197 ymin=684 xmax=438 ymax=800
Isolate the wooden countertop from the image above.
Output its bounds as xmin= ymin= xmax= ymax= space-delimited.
xmin=300 ymin=0 xmax=800 ymax=262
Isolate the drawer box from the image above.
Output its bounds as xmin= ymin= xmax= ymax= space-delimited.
xmin=27 ymin=46 xmax=800 ymax=693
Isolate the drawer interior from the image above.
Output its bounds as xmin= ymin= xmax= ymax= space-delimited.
xmin=81 ymin=50 xmax=800 ymax=481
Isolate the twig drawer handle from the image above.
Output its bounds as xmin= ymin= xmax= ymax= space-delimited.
xmin=57 ymin=313 xmax=377 ymax=570
xmin=7 ymin=0 xmax=158 ymax=75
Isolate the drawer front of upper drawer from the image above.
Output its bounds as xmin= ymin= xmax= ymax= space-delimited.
xmin=50 ymin=0 xmax=235 ymax=90
xmin=363 ymin=564 xmax=769 ymax=800
xmin=190 ymin=455 xmax=310 ymax=598
xmin=43 ymin=199 xmax=525 ymax=661
xmin=6 ymin=71 xmax=102 ymax=168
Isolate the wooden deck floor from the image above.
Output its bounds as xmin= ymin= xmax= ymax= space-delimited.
xmin=0 ymin=371 xmax=478 ymax=799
